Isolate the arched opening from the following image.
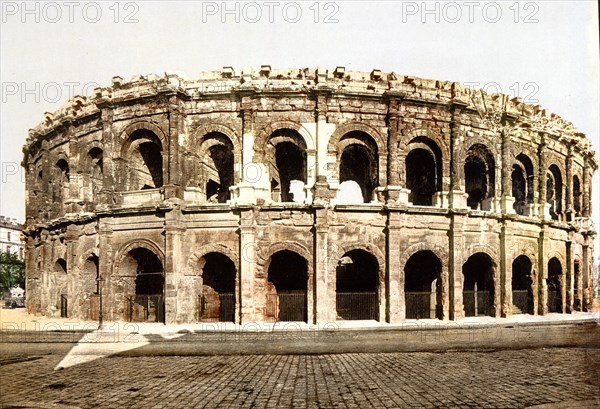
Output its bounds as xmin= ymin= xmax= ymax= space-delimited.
xmin=512 ymin=255 xmax=533 ymax=314
xmin=336 ymin=249 xmax=379 ymax=320
xmin=574 ymin=259 xmax=581 ymax=311
xmin=126 ymin=130 xmax=163 ymax=190
xmin=56 ymin=159 xmax=70 ymax=183
xmin=201 ymin=132 xmax=234 ymax=203
xmin=266 ymin=250 xmax=308 ymax=322
xmin=463 ymin=252 xmax=495 ymax=317
xmin=267 ymin=129 xmax=307 ymax=203
xmin=88 ymin=148 xmax=103 ymax=198
xmin=406 ymin=137 xmax=442 ymax=206
xmin=404 ymin=251 xmax=443 ymax=319
xmin=512 ymin=154 xmax=534 ymax=215
xmin=82 ymin=254 xmax=100 ymax=321
xmin=338 ymin=131 xmax=379 ymax=203
xmin=464 ymin=144 xmax=495 ymax=210
xmin=54 ymin=258 xmax=68 ymax=317
xmin=199 ymin=252 xmax=236 ymax=322
xmin=547 ymin=257 xmax=563 ymax=313
xmin=573 ymin=175 xmax=582 ymax=217
xmin=122 ymin=247 xmax=164 ymax=322
xmin=547 ymin=165 xmax=563 ymax=220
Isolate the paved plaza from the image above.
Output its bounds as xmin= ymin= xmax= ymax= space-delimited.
xmin=1 ymin=347 xmax=599 ymax=408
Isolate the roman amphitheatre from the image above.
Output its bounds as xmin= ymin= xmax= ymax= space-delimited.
xmin=21 ymin=66 xmax=596 ymax=324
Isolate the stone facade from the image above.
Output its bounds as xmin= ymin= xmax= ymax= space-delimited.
xmin=0 ymin=216 xmax=24 ymax=259
xmin=22 ymin=67 xmax=597 ymax=324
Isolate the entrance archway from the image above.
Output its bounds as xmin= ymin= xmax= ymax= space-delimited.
xmin=462 ymin=252 xmax=495 ymax=317
xmin=404 ymin=251 xmax=442 ymax=319
xmin=547 ymin=257 xmax=563 ymax=313
xmin=512 ymin=255 xmax=534 ymax=314
xmin=266 ymin=250 xmax=308 ymax=322
xmin=336 ymin=249 xmax=379 ymax=320
xmin=122 ymin=247 xmax=164 ymax=322
xmin=199 ymin=252 xmax=236 ymax=322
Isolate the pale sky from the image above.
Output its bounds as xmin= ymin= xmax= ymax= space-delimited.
xmin=1 ymin=1 xmax=598 ymax=251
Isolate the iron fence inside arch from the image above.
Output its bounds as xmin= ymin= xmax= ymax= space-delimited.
xmin=265 ymin=291 xmax=308 ymax=323
xmin=199 ymin=293 xmax=235 ymax=323
xmin=336 ymin=292 xmax=378 ymax=320
xmin=125 ymin=295 xmax=164 ymax=323
xmin=463 ymin=290 xmax=492 ymax=316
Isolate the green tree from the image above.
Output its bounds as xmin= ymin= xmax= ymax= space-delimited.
xmin=0 ymin=251 xmax=25 ymax=294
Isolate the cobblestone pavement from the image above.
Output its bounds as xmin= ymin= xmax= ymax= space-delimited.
xmin=1 ymin=348 xmax=598 ymax=408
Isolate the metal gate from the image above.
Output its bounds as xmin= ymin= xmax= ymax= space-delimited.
xmin=463 ymin=290 xmax=491 ymax=316
xmin=60 ymin=294 xmax=68 ymax=318
xmin=199 ymin=293 xmax=235 ymax=322
xmin=265 ymin=291 xmax=307 ymax=322
xmin=125 ymin=295 xmax=164 ymax=323
xmin=405 ymin=291 xmax=436 ymax=319
xmin=336 ymin=292 xmax=378 ymax=320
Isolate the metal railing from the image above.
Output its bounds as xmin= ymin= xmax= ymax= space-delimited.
xmin=265 ymin=291 xmax=307 ymax=322
xmin=547 ymin=290 xmax=562 ymax=313
xmin=463 ymin=290 xmax=491 ymax=317
xmin=405 ymin=291 xmax=437 ymax=319
xmin=336 ymin=292 xmax=378 ymax=320
xmin=512 ymin=290 xmax=533 ymax=314
xmin=125 ymin=295 xmax=164 ymax=323
xmin=199 ymin=293 xmax=235 ymax=322
xmin=60 ymin=294 xmax=68 ymax=318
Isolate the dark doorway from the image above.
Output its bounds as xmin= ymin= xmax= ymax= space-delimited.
xmin=404 ymin=251 xmax=442 ymax=319
xmin=200 ymin=252 xmax=236 ymax=322
xmin=463 ymin=253 xmax=495 ymax=317
xmin=126 ymin=248 xmax=164 ymax=323
xmin=547 ymin=257 xmax=562 ymax=313
xmin=406 ymin=149 xmax=436 ymax=205
xmin=336 ymin=250 xmax=379 ymax=320
xmin=512 ymin=255 xmax=534 ymax=314
xmin=267 ymin=250 xmax=308 ymax=322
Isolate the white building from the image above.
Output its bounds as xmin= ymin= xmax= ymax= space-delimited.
xmin=0 ymin=216 xmax=24 ymax=259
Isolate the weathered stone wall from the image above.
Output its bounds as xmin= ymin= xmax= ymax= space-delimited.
xmin=22 ymin=67 xmax=597 ymax=324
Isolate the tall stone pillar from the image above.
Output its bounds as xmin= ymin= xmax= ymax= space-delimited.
xmin=314 ymin=206 xmax=334 ymax=323
xmin=97 ymin=219 xmax=114 ymax=320
xmin=386 ymin=211 xmax=403 ymax=322
xmin=500 ymin=221 xmax=512 ymax=317
xmin=385 ymin=97 xmax=409 ymax=204
xmin=238 ymin=208 xmax=256 ymax=323
xmin=538 ymin=134 xmax=550 ymax=220
xmin=582 ymin=155 xmax=591 ymax=218
xmin=448 ymin=213 xmax=465 ymax=320
xmin=99 ymin=107 xmax=116 ymax=208
xmin=537 ymin=227 xmax=547 ymax=315
xmin=165 ymin=96 xmax=186 ymax=199
xmin=565 ymin=238 xmax=574 ymax=313
xmin=449 ymin=105 xmax=468 ymax=209
xmin=582 ymin=243 xmax=591 ymax=311
xmin=164 ymin=207 xmax=185 ymax=323
xmin=500 ymin=129 xmax=515 ymax=214
xmin=565 ymin=143 xmax=574 ymax=221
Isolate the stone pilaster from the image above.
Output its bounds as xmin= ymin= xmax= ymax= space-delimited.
xmin=314 ymin=206 xmax=333 ymax=323
xmin=565 ymin=238 xmax=574 ymax=313
xmin=238 ymin=208 xmax=256 ymax=322
xmin=448 ymin=212 xmax=465 ymax=320
xmin=97 ymin=218 xmax=114 ymax=320
xmin=538 ymin=134 xmax=550 ymax=220
xmin=537 ymin=226 xmax=547 ymax=315
xmin=449 ymin=105 xmax=468 ymax=209
xmin=500 ymin=220 xmax=512 ymax=317
xmin=164 ymin=207 xmax=185 ymax=323
xmin=565 ymin=143 xmax=574 ymax=221
xmin=386 ymin=210 xmax=403 ymax=322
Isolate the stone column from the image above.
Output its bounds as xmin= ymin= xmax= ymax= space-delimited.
xmin=238 ymin=208 xmax=256 ymax=323
xmin=165 ymin=96 xmax=186 ymax=199
xmin=582 ymin=156 xmax=590 ymax=218
xmin=538 ymin=134 xmax=550 ymax=220
xmin=500 ymin=221 xmax=512 ymax=317
xmin=565 ymin=143 xmax=574 ymax=221
xmin=386 ymin=211 xmax=403 ymax=322
xmin=99 ymin=107 xmax=116 ymax=208
xmin=537 ymin=227 xmax=547 ymax=315
xmin=314 ymin=206 xmax=334 ymax=323
xmin=448 ymin=213 xmax=465 ymax=320
xmin=500 ymin=129 xmax=515 ymax=214
xmin=164 ymin=207 xmax=185 ymax=323
xmin=565 ymin=238 xmax=574 ymax=313
xmin=449 ymin=105 xmax=468 ymax=209
xmin=97 ymin=219 xmax=114 ymax=320
xmin=582 ymin=243 xmax=591 ymax=311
